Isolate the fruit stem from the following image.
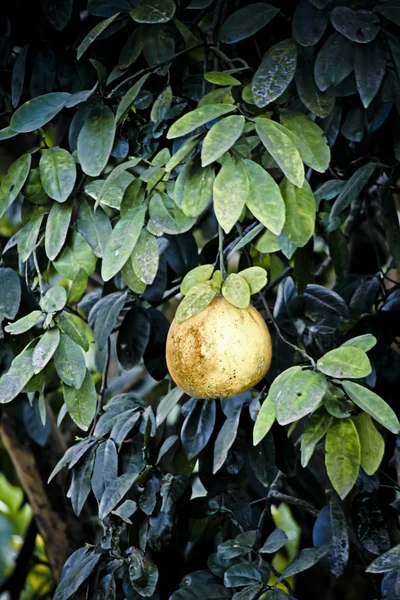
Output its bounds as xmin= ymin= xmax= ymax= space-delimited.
xmin=218 ymin=224 xmax=228 ymax=279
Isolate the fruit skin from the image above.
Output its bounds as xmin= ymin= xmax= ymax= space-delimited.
xmin=166 ymin=295 xmax=272 ymax=398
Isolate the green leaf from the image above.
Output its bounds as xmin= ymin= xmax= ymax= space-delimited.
xmin=292 ymin=0 xmax=328 ymax=46
xmin=4 ymin=311 xmax=42 ymax=335
xmin=352 ymin=412 xmax=384 ymax=476
xmin=77 ymin=104 xmax=115 ymax=177
xmin=177 ymin=160 xmax=214 ymax=217
xmin=330 ymin=6 xmax=379 ymax=44
xmin=243 ymin=159 xmax=285 ymax=235
xmin=260 ymin=528 xmax=289 ymax=554
xmin=251 ymin=38 xmax=297 ymax=107
xmin=53 ymin=548 xmax=101 ymax=600
xmin=40 ymin=0 xmax=73 ymax=30
xmin=149 ymin=192 xmax=196 ymax=234
xmin=53 ymin=333 xmax=86 ymax=389
xmin=201 ymin=115 xmax=244 ymax=167
xmin=22 ymin=168 xmax=49 ymax=205
xmin=224 ymin=564 xmax=262 ymax=588
xmin=314 ymin=179 xmax=346 ymax=203
xmin=68 ymin=269 xmax=89 ymax=304
xmin=228 ymin=222 xmax=265 ymax=257
xmin=317 ymin=347 xmax=371 ymax=379
xmin=32 ymin=328 xmax=60 ymax=373
xmin=40 ymin=286 xmax=67 ymax=313
xmin=222 ymin=274 xmax=250 ymax=309
xmin=255 ymin=118 xmax=304 ymax=187
xmin=281 ymin=177 xmax=316 ymax=247
xmin=180 ymin=265 xmax=214 ymax=295
xmin=121 ymin=260 xmax=147 ymax=294
xmin=0 ymin=154 xmax=31 ymax=217
xmin=131 ymin=228 xmax=159 ymax=285
xmin=175 ymin=282 xmax=216 ymax=322
xmin=213 ymin=155 xmax=248 ymax=234
xmin=0 ymin=349 xmax=35 ymax=403
xmin=342 ymin=380 xmax=400 ymax=434
xmin=273 ymin=368 xmax=328 ymax=426
xmin=366 ymin=544 xmax=400 ymax=574
xmin=39 ymin=147 xmax=76 ymax=202
xmin=156 ymin=387 xmax=184 ymax=427
xmin=218 ymin=531 xmax=257 ymax=559
xmin=130 ymin=0 xmax=176 ymax=23
xmin=151 ymin=86 xmax=173 ymax=124
xmin=301 ymin=407 xmax=332 ymax=467
xmin=281 ymin=546 xmax=330 ymax=578
xmin=0 ymin=126 xmax=18 ymax=141
xmin=220 ymin=3 xmax=278 ymax=43
xmin=325 ymin=418 xmax=360 ymax=499
xmin=93 ymin=291 xmax=127 ymax=352
xmin=10 ymin=93 xmax=70 ymax=133
xmin=239 ymin=266 xmax=267 ymax=294
xmin=255 ymin=229 xmax=280 ymax=253
xmin=341 ymin=334 xmax=377 ymax=352
xmin=167 ymin=104 xmax=237 ymax=139
xmin=115 ymin=74 xmax=149 ymax=124
xmin=295 ymin=54 xmax=335 ymax=118
xmin=18 ymin=215 xmax=44 ymax=263
xmin=165 ymin=135 xmax=201 ymax=172
xmin=281 ymin=112 xmax=330 ymax=173
xmin=76 ymin=198 xmax=111 ymax=258
xmin=354 ymin=37 xmax=386 ymax=108
xmin=99 ymin=472 xmax=139 ymax=520
xmin=253 ymin=395 xmax=276 ymax=445
xmin=170 ymin=585 xmax=230 ymax=600
xmin=314 ymin=33 xmax=354 ymax=91
xmin=101 ymin=205 xmax=146 ymax=281
xmin=63 ymin=369 xmax=97 ymax=431
xmin=77 ymin=12 xmax=120 ymax=59
xmin=45 ymin=200 xmax=72 ymax=260
xmin=204 ymin=72 xmax=240 ymax=86
xmin=57 ymin=312 xmax=90 ymax=352
xmin=0 ymin=268 xmax=21 ymax=320
xmin=53 ymin=231 xmax=97 ymax=280
xmin=329 ymin=162 xmax=376 ymax=223
xmin=327 ymin=229 xmax=348 ymax=285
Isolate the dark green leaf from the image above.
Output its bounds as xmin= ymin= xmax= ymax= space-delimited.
xmin=0 ymin=349 xmax=35 ymax=404
xmin=93 ymin=291 xmax=127 ymax=351
xmin=91 ymin=439 xmax=119 ymax=503
xmin=63 ymin=369 xmax=97 ymax=431
xmin=224 ymin=564 xmax=261 ymax=587
xmin=77 ymin=104 xmax=115 ymax=177
xmin=181 ymin=399 xmax=216 ymax=459
xmin=57 ymin=312 xmax=90 ymax=351
xmin=68 ymin=445 xmax=96 ymax=515
xmin=341 ymin=107 xmax=364 ymax=143
xmin=213 ymin=155 xmax=248 ymax=233
xmin=330 ymin=7 xmax=379 ymax=43
xmin=53 ymin=548 xmax=101 ymax=600
xmin=328 ymin=229 xmax=348 ymax=285
xmin=18 ymin=215 xmax=44 ymax=263
xmin=40 ymin=0 xmax=73 ymax=30
xmin=0 ymin=268 xmax=21 ymax=320
xmin=281 ymin=545 xmax=330 ymax=578
xmin=296 ymin=54 xmax=335 ymax=118
xmin=149 ymin=192 xmax=195 ymax=234
xmin=314 ymin=33 xmax=354 ymax=92
xmin=118 ymin=25 xmax=146 ymax=69
xmin=130 ymin=0 xmax=176 ymax=23
xmin=77 ymin=12 xmax=120 ymax=59
xmin=32 ymin=328 xmax=60 ymax=373
xmin=366 ymin=544 xmax=400 ymax=574
xmin=12 ymin=45 xmax=28 ymax=109
xmin=53 ymin=231 xmax=97 ymax=280
xmin=131 ymin=228 xmax=159 ymax=284
xmin=220 ymin=3 xmax=279 ymax=44
xmin=292 ymin=0 xmax=328 ymax=46
xmin=115 ymin=74 xmax=149 ymax=124
xmin=156 ymin=387 xmax=184 ymax=427
xmin=45 ymin=200 xmax=72 ymax=260
xmin=218 ymin=531 xmax=257 ymax=559
xmin=354 ymin=37 xmax=386 ymax=108
xmin=260 ymin=528 xmax=288 ymax=553
xmin=381 ymin=188 xmax=400 ymax=270
xmin=53 ymin=333 xmax=86 ymax=388
xmin=329 ymin=162 xmax=376 ymax=222
xmin=39 ymin=147 xmax=76 ymax=202
xmin=160 ymin=473 xmax=187 ymax=512
xmin=167 ymin=104 xmax=237 ymax=139
xmin=102 ymin=206 xmax=146 ymax=281
xmin=117 ymin=307 xmax=151 ymax=369
xmin=10 ymin=93 xmax=70 ymax=133
xmin=30 ymin=48 xmax=57 ymax=97
xmin=213 ymin=405 xmax=242 ymax=473
xmin=325 ymin=418 xmax=361 ymax=499
xmin=0 ymin=154 xmax=31 ymax=217
xmin=252 ymin=39 xmax=297 ymax=107
xmin=99 ymin=472 xmax=139 ymax=520
xmin=342 ymin=381 xmax=400 ymax=434
xmin=170 ymin=584 xmax=230 ymax=600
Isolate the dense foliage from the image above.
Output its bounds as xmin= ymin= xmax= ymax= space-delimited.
xmin=2 ymin=0 xmax=400 ymax=598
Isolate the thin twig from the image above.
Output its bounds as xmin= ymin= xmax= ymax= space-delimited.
xmin=218 ymin=225 xmax=227 ymax=278
xmin=252 ymin=492 xmax=319 ymax=517
xmin=33 ymin=249 xmax=44 ymax=295
xmin=258 ymin=293 xmax=316 ymax=368
xmin=264 ymin=266 xmax=293 ymax=294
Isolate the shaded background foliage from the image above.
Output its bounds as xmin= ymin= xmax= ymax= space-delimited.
xmin=1 ymin=0 xmax=400 ymax=599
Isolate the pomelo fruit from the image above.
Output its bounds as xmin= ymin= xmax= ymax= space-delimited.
xmin=166 ymin=295 xmax=272 ymax=398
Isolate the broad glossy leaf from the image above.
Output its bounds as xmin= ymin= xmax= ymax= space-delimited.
xmin=252 ymin=39 xmax=297 ymax=107
xmin=0 ymin=268 xmax=21 ymax=320
xmin=0 ymin=127 xmax=18 ymax=141
xmin=101 ymin=205 xmax=146 ymax=281
xmin=213 ymin=405 xmax=242 ymax=473
xmin=57 ymin=312 xmax=90 ymax=351
xmin=32 ymin=328 xmax=60 ymax=373
xmin=281 ymin=545 xmax=330 ymax=578
xmin=0 ymin=154 xmax=31 ymax=217
xmin=243 ymin=159 xmax=285 ymax=235
xmin=201 ymin=115 xmax=244 ymax=167
xmin=181 ymin=265 xmax=214 ymax=295
xmin=45 ymin=200 xmax=72 ymax=260
xmin=115 ymin=74 xmax=149 ymax=124
xmin=0 ymin=349 xmax=35 ymax=403
xmin=53 ymin=333 xmax=86 ymax=388
xmin=220 ymin=3 xmax=278 ymax=43
xmin=40 ymin=0 xmax=73 ymax=30
xmin=325 ymin=418 xmax=361 ymax=499
xmin=301 ymin=407 xmax=332 ymax=467
xmin=204 ymin=72 xmax=240 ymax=86
xmin=165 ymin=135 xmax=201 ymax=172
xmin=314 ymin=33 xmax=354 ymax=91
xmin=10 ymin=93 xmax=70 ymax=133
xmin=260 ymin=528 xmax=288 ymax=553
xmin=53 ymin=548 xmax=101 ymax=600
xmin=317 ymin=347 xmax=371 ymax=379
xmin=175 ymin=281 xmax=216 ymax=322
xmin=30 ymin=48 xmax=57 ymax=97
xmin=253 ymin=395 xmax=276 ymax=445
xmin=170 ymin=584 xmax=230 ymax=600
xmin=354 ymin=37 xmax=386 ymax=108
xmin=330 ymin=7 xmax=379 ymax=43
xmin=366 ymin=544 xmax=400 ymax=574
xmin=239 ymin=266 xmax=267 ymax=294
xmin=167 ymin=104 xmax=236 ymax=139
xmin=221 ymin=274 xmax=250 ymax=309
xmin=99 ymin=472 xmax=138 ymax=520
xmin=39 ymin=147 xmax=76 ymax=202
xmin=353 ymin=412 xmax=384 ymax=476
xmin=314 ymin=180 xmax=346 ymax=204
xmin=296 ymin=54 xmax=335 ymax=118
xmin=217 ymin=531 xmax=257 ymax=560
xmin=223 ymin=564 xmax=261 ymax=588
xmin=213 ymin=155 xmax=248 ymax=233
xmin=130 ymin=0 xmax=176 ymax=23
xmin=156 ymin=386 xmax=184 ymax=427
xmin=77 ymin=104 xmax=115 ymax=177
xmin=341 ymin=334 xmax=377 ymax=352
xmin=12 ymin=45 xmax=28 ymax=109
xmin=18 ymin=215 xmax=44 ymax=262
xmin=131 ymin=228 xmax=159 ymax=284
xmin=281 ymin=177 xmax=315 ymax=247
xmin=92 ymin=291 xmax=127 ymax=351
xmin=292 ymin=0 xmax=328 ymax=46
xmin=281 ymin=112 xmax=330 ymax=173
xmin=160 ymin=473 xmax=187 ymax=512
xmin=274 ymin=368 xmax=327 ymax=425
xmin=63 ymin=369 xmax=97 ymax=431
xmin=53 ymin=231 xmax=97 ymax=279
xmin=177 ymin=160 xmax=214 ymax=217
xmin=255 ymin=118 xmax=304 ymax=187
xmin=342 ymin=381 xmax=400 ymax=434
xmin=4 ymin=311 xmax=42 ymax=335
xmin=77 ymin=12 xmax=120 ymax=59
xmin=68 ymin=269 xmax=89 ymax=303
xmin=151 ymin=85 xmax=173 ymax=124
xmin=118 ymin=25 xmax=146 ymax=69
xmin=149 ymin=192 xmax=196 ymax=234
xmin=181 ymin=399 xmax=216 ymax=460
xmin=228 ymin=223 xmax=265 ymax=257
xmin=77 ymin=198 xmax=111 ymax=258
xmin=121 ymin=260 xmax=147 ymax=294
xmin=117 ymin=307 xmax=151 ymax=370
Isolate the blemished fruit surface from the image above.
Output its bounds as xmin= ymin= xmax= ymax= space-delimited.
xmin=166 ymin=295 xmax=272 ymax=398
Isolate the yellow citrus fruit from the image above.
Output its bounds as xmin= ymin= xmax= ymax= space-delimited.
xmin=166 ymin=295 xmax=272 ymax=398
